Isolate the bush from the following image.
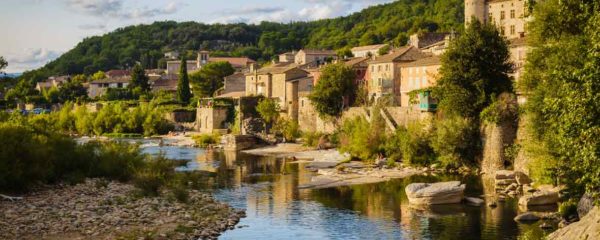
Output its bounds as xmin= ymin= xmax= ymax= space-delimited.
xmin=339 ymin=113 xmax=387 ymax=162
xmin=431 ymin=117 xmax=481 ymax=169
xmin=274 ymin=118 xmax=301 ymax=142
xmin=302 ymin=131 xmax=325 ymax=147
xmin=192 ymin=133 xmax=221 ymax=147
xmin=133 ymin=155 xmax=176 ymax=197
xmin=558 ymin=200 xmax=579 ymax=219
xmin=387 ymin=123 xmax=436 ymax=166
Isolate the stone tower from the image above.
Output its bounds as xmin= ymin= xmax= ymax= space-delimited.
xmin=464 ymin=0 xmax=486 ymax=26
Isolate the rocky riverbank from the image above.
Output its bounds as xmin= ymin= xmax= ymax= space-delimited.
xmin=0 ymin=179 xmax=245 ymax=240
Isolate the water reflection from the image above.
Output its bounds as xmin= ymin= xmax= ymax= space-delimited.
xmin=140 ymin=142 xmax=550 ymax=240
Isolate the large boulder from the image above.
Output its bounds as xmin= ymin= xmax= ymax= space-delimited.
xmin=405 ymin=181 xmax=466 ymax=205
xmin=495 ymin=170 xmax=516 ymax=180
xmin=519 ymin=190 xmax=559 ymax=206
xmin=577 ymin=193 xmax=594 ymax=218
xmin=514 ymin=212 xmax=541 ymax=222
xmin=548 ymin=207 xmax=600 ymax=240
xmin=515 ymin=171 xmax=532 ymax=185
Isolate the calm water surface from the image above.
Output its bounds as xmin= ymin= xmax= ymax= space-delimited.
xmin=137 ymin=139 xmax=551 ymax=240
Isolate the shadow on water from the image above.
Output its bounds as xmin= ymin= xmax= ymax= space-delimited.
xmin=140 ymin=141 xmax=550 ymax=240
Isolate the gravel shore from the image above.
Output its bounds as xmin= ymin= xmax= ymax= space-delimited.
xmin=0 ymin=179 xmax=245 ymax=240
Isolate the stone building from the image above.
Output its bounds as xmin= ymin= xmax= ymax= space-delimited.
xmin=88 ymin=76 xmax=130 ymax=99
xmin=294 ymin=49 xmax=337 ymax=65
xmin=351 ymin=44 xmax=388 ymax=58
xmin=35 ymin=76 xmax=70 ymax=92
xmin=245 ymin=64 xmax=312 ymax=120
xmin=399 ymin=56 xmax=441 ymax=108
xmin=279 ymin=52 xmax=296 ymax=63
xmin=366 ymin=46 xmax=426 ymax=103
xmin=166 ymin=50 xmax=256 ymax=74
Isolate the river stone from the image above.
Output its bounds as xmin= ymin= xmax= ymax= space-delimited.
xmin=495 ymin=170 xmax=516 ymax=180
xmin=515 ymin=171 xmax=532 ymax=185
xmin=514 ymin=212 xmax=541 ymax=222
xmin=547 ymin=207 xmax=600 ymax=240
xmin=518 ymin=190 xmax=559 ymax=206
xmin=496 ymin=178 xmax=517 ymax=185
xmin=577 ymin=193 xmax=594 ymax=218
xmin=465 ymin=197 xmax=484 ymax=206
xmin=405 ymin=181 xmax=465 ymax=205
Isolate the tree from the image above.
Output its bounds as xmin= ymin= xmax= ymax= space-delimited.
xmin=0 ymin=56 xmax=7 ymax=73
xmin=432 ymin=18 xmax=513 ymax=119
xmin=91 ymin=71 xmax=106 ymax=81
xmin=336 ymin=47 xmax=354 ymax=59
xmin=176 ymin=56 xmax=191 ymax=104
xmin=377 ymin=45 xmax=391 ymax=55
xmin=190 ymin=61 xmax=234 ymax=97
xmin=129 ymin=64 xmax=149 ymax=92
xmin=256 ymin=98 xmax=280 ymax=133
xmin=308 ymin=63 xmax=356 ymax=119
xmin=521 ymin=0 xmax=600 ymax=197
xmin=58 ymin=79 xmax=88 ymax=102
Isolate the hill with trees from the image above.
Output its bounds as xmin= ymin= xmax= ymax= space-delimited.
xmin=19 ymin=0 xmax=463 ymax=82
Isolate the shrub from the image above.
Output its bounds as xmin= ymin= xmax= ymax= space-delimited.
xmin=274 ymin=118 xmax=301 ymax=142
xmin=558 ymin=200 xmax=579 ymax=219
xmin=339 ymin=113 xmax=387 ymax=162
xmin=133 ymin=155 xmax=175 ymax=197
xmin=302 ymin=131 xmax=324 ymax=147
xmin=192 ymin=133 xmax=221 ymax=147
xmin=387 ymin=123 xmax=436 ymax=166
xmin=431 ymin=117 xmax=481 ymax=169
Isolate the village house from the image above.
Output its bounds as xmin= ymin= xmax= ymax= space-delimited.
xmin=245 ymin=64 xmax=312 ymax=120
xmin=166 ymin=50 xmax=256 ymax=74
xmin=351 ymin=44 xmax=389 ymax=58
xmin=35 ymin=76 xmax=70 ymax=92
xmin=105 ymin=70 xmax=130 ymax=79
xmin=399 ymin=55 xmax=441 ymax=110
xmin=164 ymin=51 xmax=179 ymax=60
xmin=366 ymin=46 xmax=426 ymax=103
xmin=215 ymin=72 xmax=247 ymax=99
xmin=294 ymin=49 xmax=337 ymax=65
xmin=150 ymin=75 xmax=178 ymax=93
xmin=88 ymin=76 xmax=130 ymax=99
xmin=279 ymin=52 xmax=296 ymax=63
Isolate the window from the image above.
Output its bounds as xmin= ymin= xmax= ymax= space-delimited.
xmin=378 ymin=65 xmax=381 ymax=72
xmin=117 ymin=83 xmax=123 ymax=88
xmin=488 ymin=13 xmax=493 ymax=21
xmin=378 ymin=78 xmax=383 ymax=87
xmin=500 ymin=11 xmax=505 ymax=20
xmin=501 ymin=26 xmax=506 ymax=35
xmin=510 ymin=25 xmax=516 ymax=35
xmin=385 ymin=64 xmax=389 ymax=71
xmin=372 ymin=66 xmax=375 ymax=72
xmin=510 ymin=9 xmax=515 ymax=18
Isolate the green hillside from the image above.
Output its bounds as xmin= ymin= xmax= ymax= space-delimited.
xmin=21 ymin=0 xmax=463 ymax=81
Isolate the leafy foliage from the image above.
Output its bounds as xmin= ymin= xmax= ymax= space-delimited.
xmin=256 ymin=98 xmax=280 ymax=124
xmin=0 ymin=56 xmax=6 ymax=73
xmin=308 ymin=63 xmax=356 ymax=119
xmin=433 ymin=19 xmax=513 ymax=119
xmin=431 ymin=116 xmax=481 ymax=168
xmin=522 ymin=0 xmax=600 ymax=197
xmin=189 ymin=61 xmax=235 ymax=97
xmin=387 ymin=122 xmax=436 ymax=166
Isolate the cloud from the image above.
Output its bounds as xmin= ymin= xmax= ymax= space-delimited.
xmin=78 ymin=23 xmax=107 ymax=30
xmin=64 ymin=0 xmax=184 ymax=19
xmin=4 ymin=48 xmax=63 ymax=73
xmin=212 ymin=0 xmax=394 ymax=24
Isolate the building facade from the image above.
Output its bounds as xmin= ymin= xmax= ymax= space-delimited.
xmin=351 ymin=44 xmax=388 ymax=58
xmin=399 ymin=56 xmax=441 ymax=107
xmin=294 ymin=49 xmax=337 ymax=65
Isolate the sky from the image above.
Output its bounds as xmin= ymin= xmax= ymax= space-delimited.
xmin=0 ymin=0 xmax=394 ymax=73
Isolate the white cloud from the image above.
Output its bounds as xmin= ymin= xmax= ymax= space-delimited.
xmin=4 ymin=48 xmax=63 ymax=73
xmin=64 ymin=0 xmax=184 ymax=19
xmin=211 ymin=0 xmax=393 ymax=24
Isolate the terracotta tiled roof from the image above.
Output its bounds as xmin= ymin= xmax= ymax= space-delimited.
xmin=209 ymin=57 xmax=256 ymax=68
xmin=105 ymin=70 xmax=130 ymax=78
xmin=369 ymin=46 xmax=415 ymax=63
xmin=91 ymin=76 xmax=131 ymax=84
xmin=300 ymin=49 xmax=336 ymax=55
xmin=400 ymin=56 xmax=442 ymax=67
xmin=151 ymin=78 xmax=178 ymax=91
xmin=344 ymin=57 xmax=369 ymax=67
xmin=351 ymin=44 xmax=388 ymax=52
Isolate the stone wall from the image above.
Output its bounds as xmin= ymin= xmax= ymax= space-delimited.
xmin=197 ymin=107 xmax=229 ymax=134
xmin=513 ymin=115 xmax=533 ymax=175
xmin=165 ymin=110 xmax=197 ymax=123
xmin=222 ymin=134 xmax=258 ymax=151
xmin=481 ymin=121 xmax=517 ymax=175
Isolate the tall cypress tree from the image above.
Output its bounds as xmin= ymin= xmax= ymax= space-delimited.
xmin=177 ymin=56 xmax=191 ymax=104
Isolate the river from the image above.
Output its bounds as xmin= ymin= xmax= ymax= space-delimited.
xmin=137 ymin=138 xmax=551 ymax=240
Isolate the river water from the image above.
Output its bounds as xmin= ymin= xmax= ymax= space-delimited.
xmin=137 ymin=139 xmax=551 ymax=240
